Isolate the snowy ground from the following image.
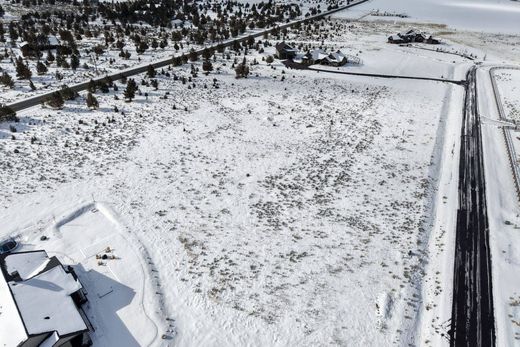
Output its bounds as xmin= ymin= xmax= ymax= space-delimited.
xmin=1 ymin=5 xmax=519 ymax=347
xmin=0 ymin=36 xmax=462 ymax=345
xmin=330 ymin=0 xmax=520 ymax=34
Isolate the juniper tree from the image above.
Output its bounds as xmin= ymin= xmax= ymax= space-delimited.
xmin=47 ymin=91 xmax=64 ymax=109
xmin=235 ymin=60 xmax=250 ymax=78
xmin=202 ymin=60 xmax=213 ymax=72
xmin=1 ymin=72 xmax=14 ymax=88
xmin=124 ymin=78 xmax=137 ymax=101
xmin=189 ymin=48 xmax=198 ymax=61
xmin=36 ymin=61 xmax=48 ymax=75
xmin=147 ymin=64 xmax=156 ymax=78
xmin=0 ymin=105 xmax=17 ymax=122
xmin=87 ymin=79 xmax=97 ymax=93
xmin=86 ymin=92 xmax=99 ymax=109
xmin=70 ymin=54 xmax=80 ymax=70
xmin=15 ymin=57 xmax=32 ymax=80
xmin=60 ymin=86 xmax=76 ymax=100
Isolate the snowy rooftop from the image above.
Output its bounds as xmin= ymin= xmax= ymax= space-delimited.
xmin=9 ymin=265 xmax=86 ymax=336
xmin=0 ymin=269 xmax=27 ymax=346
xmin=5 ymin=251 xmax=50 ymax=280
xmin=0 ymin=251 xmax=87 ymax=341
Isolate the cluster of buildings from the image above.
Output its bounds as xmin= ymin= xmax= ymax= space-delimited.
xmin=387 ymin=29 xmax=440 ymax=44
xmin=275 ymin=42 xmax=349 ymax=67
xmin=0 ymin=250 xmax=91 ymax=347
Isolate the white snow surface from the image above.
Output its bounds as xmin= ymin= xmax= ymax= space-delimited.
xmin=331 ymin=0 xmax=520 ymax=34
xmin=0 ymin=14 xmax=518 ymax=347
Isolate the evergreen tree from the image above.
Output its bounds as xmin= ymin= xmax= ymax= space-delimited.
xmin=36 ymin=61 xmax=48 ymax=75
xmin=124 ymin=78 xmax=137 ymax=101
xmin=15 ymin=57 xmax=32 ymax=80
xmin=0 ymin=105 xmax=17 ymax=122
xmin=151 ymin=79 xmax=159 ymax=90
xmin=147 ymin=64 xmax=156 ymax=78
xmin=235 ymin=61 xmax=250 ymax=78
xmin=202 ymin=60 xmax=213 ymax=72
xmin=70 ymin=54 xmax=80 ymax=70
xmin=60 ymin=86 xmax=76 ymax=100
xmin=189 ymin=48 xmax=198 ymax=61
xmin=87 ymin=79 xmax=97 ymax=93
xmin=0 ymin=72 xmax=14 ymax=88
xmin=47 ymin=91 xmax=64 ymax=109
xmin=86 ymin=92 xmax=99 ymax=109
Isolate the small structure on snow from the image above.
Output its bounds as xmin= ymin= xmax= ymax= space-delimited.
xmin=0 ymin=250 xmax=91 ymax=347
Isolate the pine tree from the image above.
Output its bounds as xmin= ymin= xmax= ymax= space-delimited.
xmin=147 ymin=65 xmax=156 ymax=78
xmin=47 ymin=91 xmax=64 ymax=109
xmin=124 ymin=78 xmax=137 ymax=101
xmin=86 ymin=92 xmax=99 ymax=109
xmin=0 ymin=105 xmax=17 ymax=122
xmin=15 ymin=57 xmax=32 ymax=80
xmin=235 ymin=61 xmax=250 ymax=79
xmin=189 ymin=48 xmax=198 ymax=61
xmin=87 ymin=79 xmax=97 ymax=93
xmin=0 ymin=24 xmax=5 ymax=43
xmin=202 ymin=60 xmax=213 ymax=72
xmin=36 ymin=61 xmax=48 ymax=75
xmin=60 ymin=86 xmax=76 ymax=100
xmin=1 ymin=72 xmax=14 ymax=88
xmin=70 ymin=54 xmax=80 ymax=70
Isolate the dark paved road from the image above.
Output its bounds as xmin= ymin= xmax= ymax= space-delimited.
xmin=450 ymin=66 xmax=495 ymax=347
xmin=4 ymin=0 xmax=369 ymax=113
xmin=283 ymin=59 xmax=466 ymax=85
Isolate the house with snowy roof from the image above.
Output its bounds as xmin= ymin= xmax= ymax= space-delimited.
xmin=388 ymin=29 xmax=440 ymax=44
xmin=0 ymin=250 xmax=91 ymax=347
xmin=298 ymin=49 xmax=348 ymax=66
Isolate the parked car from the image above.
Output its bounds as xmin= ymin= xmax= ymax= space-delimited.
xmin=0 ymin=238 xmax=18 ymax=254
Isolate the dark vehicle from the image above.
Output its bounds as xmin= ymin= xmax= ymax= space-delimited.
xmin=0 ymin=239 xmax=18 ymax=254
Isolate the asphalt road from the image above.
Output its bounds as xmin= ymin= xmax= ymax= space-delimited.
xmin=450 ymin=66 xmax=495 ymax=346
xmin=4 ymin=0 xmax=369 ymax=113
xmin=284 ymin=60 xmax=466 ymax=85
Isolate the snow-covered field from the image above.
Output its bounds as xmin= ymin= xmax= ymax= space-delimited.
xmin=1 ymin=1 xmax=519 ymax=346
xmin=331 ymin=0 xmax=520 ymax=34
xmin=0 ymin=36 xmax=463 ymax=344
